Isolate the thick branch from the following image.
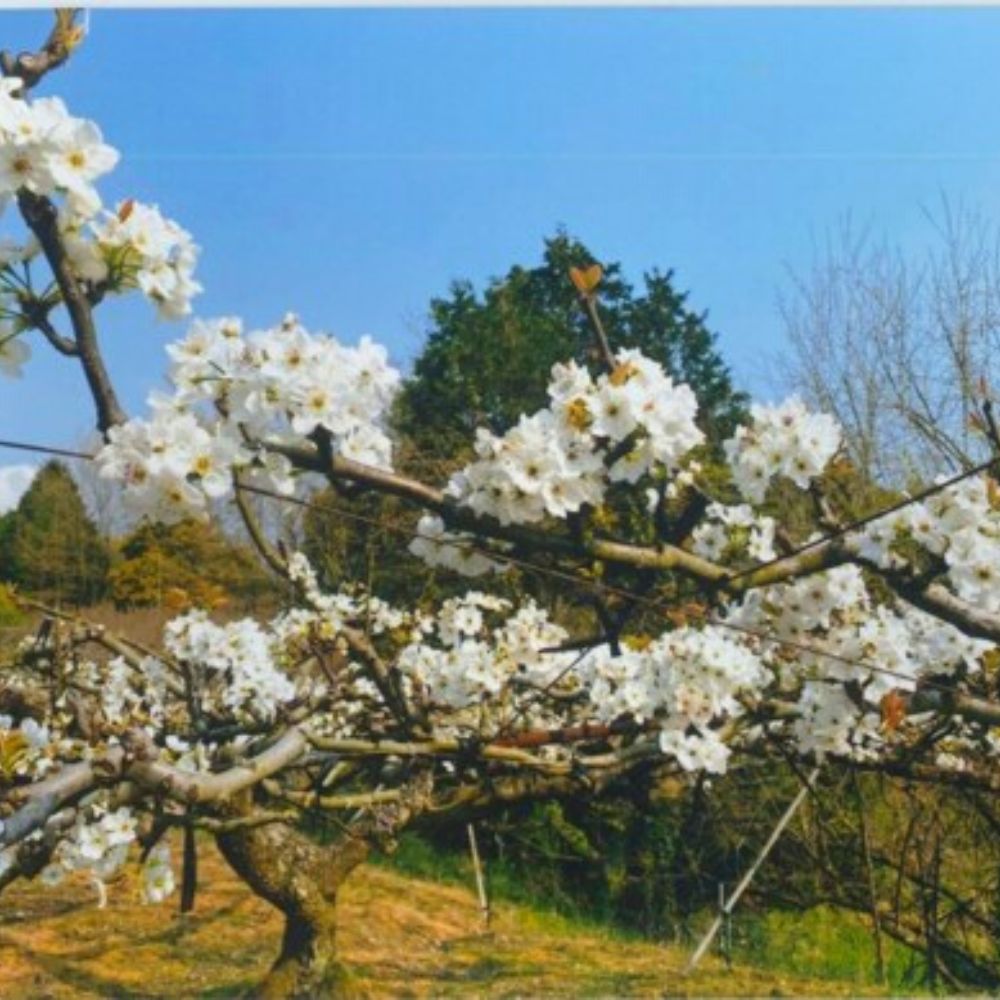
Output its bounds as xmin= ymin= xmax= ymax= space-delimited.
xmin=126 ymin=728 xmax=308 ymax=804
xmin=888 ymin=576 xmax=1000 ymax=644
xmin=1 ymin=753 xmax=118 ymax=847
xmin=1 ymin=728 xmax=308 ymax=850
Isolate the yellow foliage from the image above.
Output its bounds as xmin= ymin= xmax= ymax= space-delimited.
xmin=622 ymin=634 xmax=652 ymax=651
xmin=109 ymin=520 xmax=273 ymax=611
xmin=0 ymin=583 xmax=23 ymax=626
xmin=0 ymin=729 xmax=29 ymax=779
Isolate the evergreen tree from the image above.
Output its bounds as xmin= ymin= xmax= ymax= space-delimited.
xmin=0 ymin=510 xmax=15 ymax=574
xmin=395 ymin=231 xmax=748 ymax=461
xmin=1 ymin=461 xmax=109 ymax=605
xmin=306 ymin=233 xmax=749 ymax=603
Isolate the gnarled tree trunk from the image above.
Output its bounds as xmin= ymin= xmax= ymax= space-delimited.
xmin=216 ymin=807 xmax=369 ymax=999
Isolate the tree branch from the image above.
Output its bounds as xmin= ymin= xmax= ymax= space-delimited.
xmin=0 ymin=9 xmax=84 ymax=93
xmin=29 ymin=311 xmax=78 ymax=356
xmin=17 ymin=191 xmax=126 ymax=432
xmin=887 ymin=575 xmax=1000 ymax=644
xmin=232 ymin=473 xmax=289 ymax=577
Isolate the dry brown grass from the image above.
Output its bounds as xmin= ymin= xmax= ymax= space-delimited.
xmin=1 ymin=601 xmax=250 ymax=659
xmin=0 ymin=836 xmax=885 ymax=999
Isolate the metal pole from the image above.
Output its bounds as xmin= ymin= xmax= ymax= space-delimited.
xmin=685 ymin=767 xmax=820 ymax=973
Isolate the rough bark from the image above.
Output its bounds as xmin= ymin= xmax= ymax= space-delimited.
xmin=215 ymin=804 xmax=369 ymax=999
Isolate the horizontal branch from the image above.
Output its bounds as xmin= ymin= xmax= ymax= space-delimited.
xmin=189 ymin=809 xmax=300 ymax=832
xmin=907 ymin=689 xmax=1000 ymax=728
xmin=265 ymin=440 xmax=738 ymax=581
xmin=125 ymin=727 xmax=307 ymax=804
xmin=1 ymin=727 xmax=308 ymax=850
xmin=887 ymin=576 xmax=1000 ymax=644
xmin=273 ymin=787 xmax=403 ymax=811
xmin=268 ymin=443 xmax=1000 ymax=649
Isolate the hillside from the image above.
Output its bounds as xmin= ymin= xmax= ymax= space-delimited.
xmin=0 ymin=836 xmax=885 ymax=998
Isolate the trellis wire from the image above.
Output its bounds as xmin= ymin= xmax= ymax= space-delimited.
xmin=721 ymin=455 xmax=997 ymax=585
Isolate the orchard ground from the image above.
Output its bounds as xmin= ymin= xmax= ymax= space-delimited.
xmin=0 ymin=833 xmax=888 ymax=999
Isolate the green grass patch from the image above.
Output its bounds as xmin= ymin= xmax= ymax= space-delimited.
xmin=730 ymin=905 xmax=926 ymax=992
xmin=378 ymin=832 xmax=642 ymax=942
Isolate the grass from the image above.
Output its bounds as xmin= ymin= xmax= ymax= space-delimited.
xmin=379 ymin=831 xmax=646 ymax=941
xmin=381 ymin=832 xmax=935 ymax=994
xmin=733 ymin=905 xmax=924 ymax=991
xmin=0 ymin=834 xmax=892 ymax=998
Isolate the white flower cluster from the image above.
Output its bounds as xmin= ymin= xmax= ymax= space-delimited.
xmin=102 ymin=655 xmax=170 ymax=727
xmin=586 ymin=627 xmax=770 ymax=774
xmin=0 ymin=83 xmax=200 ymax=325
xmin=40 ymin=806 xmax=136 ymax=888
xmin=96 ymin=408 xmax=246 ymax=524
xmin=727 ymin=564 xmax=869 ymax=646
xmin=724 ymin=397 xmax=841 ymax=503
xmin=164 ymin=611 xmax=295 ymax=721
xmin=284 ymin=550 xmax=408 ymax=639
xmin=444 ymin=351 xmax=703 ymax=526
xmin=0 ymin=78 xmax=117 ymax=214
xmin=408 ymin=514 xmax=507 ymax=578
xmin=850 ymin=474 xmax=1000 ymax=614
xmin=90 ymin=200 xmax=201 ymax=319
xmin=0 ymin=713 xmax=50 ymax=778
xmin=0 ymin=80 xmax=107 ymax=375
xmin=398 ymin=593 xmax=567 ymax=711
xmin=691 ymin=502 xmax=777 ymax=563
xmin=724 ymin=563 xmax=990 ymax=759
xmin=792 ymin=682 xmax=881 ymax=759
xmin=96 ymin=315 xmax=401 ymax=523
xmin=447 ymin=408 xmax=605 ymax=526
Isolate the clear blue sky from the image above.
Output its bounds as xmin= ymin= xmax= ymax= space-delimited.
xmin=4 ymin=6 xmax=1000 ymax=455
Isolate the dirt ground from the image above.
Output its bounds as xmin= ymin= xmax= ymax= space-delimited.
xmin=0 ymin=835 xmax=884 ymax=999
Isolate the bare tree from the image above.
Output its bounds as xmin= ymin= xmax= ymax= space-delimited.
xmin=779 ymin=201 xmax=1000 ymax=485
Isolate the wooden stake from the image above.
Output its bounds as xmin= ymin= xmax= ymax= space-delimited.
xmin=685 ymin=766 xmax=820 ymax=973
xmin=467 ymin=823 xmax=490 ymax=930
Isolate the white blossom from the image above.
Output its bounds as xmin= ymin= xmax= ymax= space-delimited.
xmin=724 ymin=397 xmax=841 ymax=503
